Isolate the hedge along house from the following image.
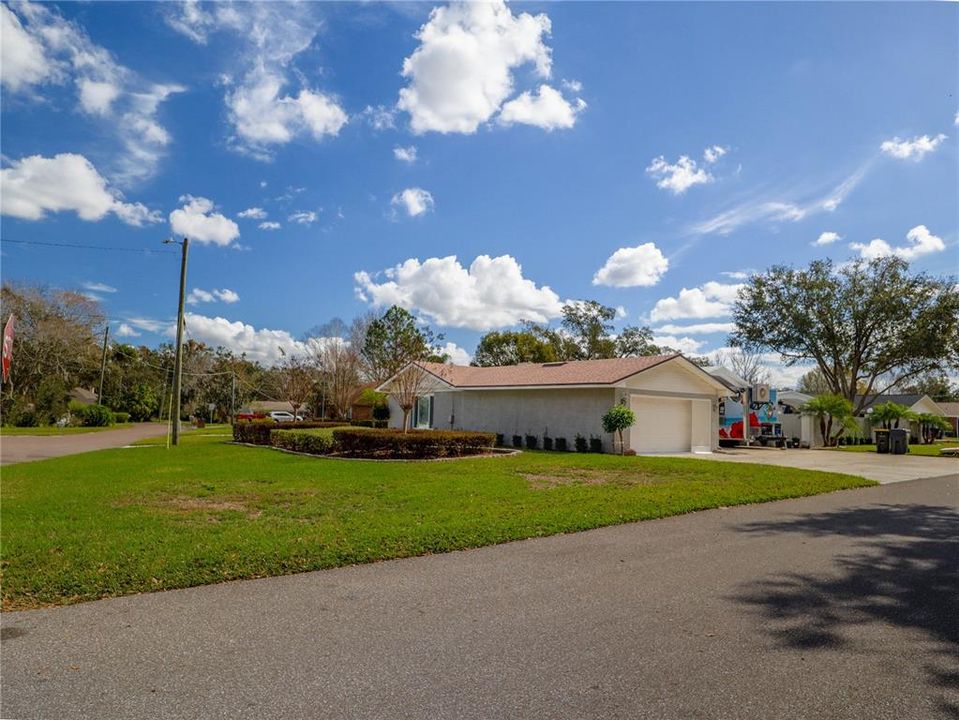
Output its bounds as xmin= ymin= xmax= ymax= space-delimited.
xmin=376 ymin=355 xmax=731 ymax=454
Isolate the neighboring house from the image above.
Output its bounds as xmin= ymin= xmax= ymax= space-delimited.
xmin=937 ymin=402 xmax=959 ymax=437
xmin=251 ymin=400 xmax=310 ymax=417
xmin=855 ymin=393 xmax=948 ymax=441
xmin=377 ymin=355 xmax=731 ymax=454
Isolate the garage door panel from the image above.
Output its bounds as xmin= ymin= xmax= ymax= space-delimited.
xmin=630 ymin=396 xmax=692 ymax=453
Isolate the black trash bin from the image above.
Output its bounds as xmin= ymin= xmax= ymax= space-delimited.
xmin=875 ymin=429 xmax=890 ymax=454
xmin=889 ymin=428 xmax=908 ymax=455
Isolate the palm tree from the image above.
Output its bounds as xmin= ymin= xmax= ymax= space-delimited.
xmin=802 ymin=394 xmax=859 ymax=447
xmin=915 ymin=413 xmax=950 ymax=444
xmin=868 ymin=402 xmax=916 ymax=430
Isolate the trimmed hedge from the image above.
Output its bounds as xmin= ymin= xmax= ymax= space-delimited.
xmin=233 ymin=420 xmax=348 ymax=445
xmin=269 ymin=429 xmax=334 ymax=455
xmin=332 ymin=428 xmax=496 ymax=459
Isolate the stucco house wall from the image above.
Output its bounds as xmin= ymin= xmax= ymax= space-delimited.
xmin=388 ymin=387 xmax=617 ymax=449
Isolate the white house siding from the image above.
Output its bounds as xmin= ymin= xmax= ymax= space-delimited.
xmin=389 ymin=388 xmax=617 ymax=450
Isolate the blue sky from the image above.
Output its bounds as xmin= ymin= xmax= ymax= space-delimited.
xmin=2 ymin=1 xmax=957 ymax=382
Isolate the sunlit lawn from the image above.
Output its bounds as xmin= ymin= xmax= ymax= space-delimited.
xmin=1 ymin=432 xmax=874 ymax=610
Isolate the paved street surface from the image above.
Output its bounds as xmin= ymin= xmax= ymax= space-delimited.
xmin=671 ymin=447 xmax=958 ymax=484
xmin=2 ymin=475 xmax=957 ymax=720
xmin=0 ymin=423 xmax=170 ymax=465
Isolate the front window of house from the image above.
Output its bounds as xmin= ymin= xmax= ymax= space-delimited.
xmin=414 ymin=395 xmax=432 ymax=429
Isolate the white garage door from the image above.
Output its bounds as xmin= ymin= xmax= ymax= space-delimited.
xmin=630 ymin=396 xmax=692 ymax=453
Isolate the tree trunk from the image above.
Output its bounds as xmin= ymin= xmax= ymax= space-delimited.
xmin=401 ymin=407 xmax=410 ymax=433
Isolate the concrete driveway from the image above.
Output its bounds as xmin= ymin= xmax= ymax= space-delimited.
xmin=674 ymin=447 xmax=957 ymax=484
xmin=2 ymin=475 xmax=956 ymax=720
xmin=0 ymin=423 xmax=170 ymax=465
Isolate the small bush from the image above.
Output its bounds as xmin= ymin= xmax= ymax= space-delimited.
xmin=270 ymin=429 xmax=334 ymax=455
xmin=81 ymin=405 xmax=115 ymax=427
xmin=542 ymin=436 xmax=553 ymax=451
xmin=114 ymin=412 xmax=131 ymax=423
xmin=13 ymin=409 xmax=39 ymax=427
xmin=512 ymin=434 xmax=523 ymax=448
xmin=574 ymin=434 xmax=588 ymax=453
xmin=332 ymin=428 xmax=496 ymax=459
xmin=525 ymin=434 xmax=538 ymax=449
xmin=373 ymin=420 xmax=389 ymax=429
xmin=555 ymin=437 xmax=568 ymax=452
xmin=589 ymin=437 xmax=603 ymax=453
xmin=350 ymin=420 xmax=374 ymax=428
xmin=495 ymin=433 xmax=505 ymax=447
xmin=233 ymin=420 xmax=348 ymax=445
xmin=372 ymin=403 xmax=391 ymax=422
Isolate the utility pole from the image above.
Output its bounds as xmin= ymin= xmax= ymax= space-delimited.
xmin=164 ymin=237 xmax=190 ymax=446
xmin=97 ymin=325 xmax=109 ymax=405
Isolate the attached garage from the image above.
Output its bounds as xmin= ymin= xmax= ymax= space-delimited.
xmin=379 ymin=354 xmax=731 ymax=453
xmin=629 ymin=396 xmax=714 ymax=454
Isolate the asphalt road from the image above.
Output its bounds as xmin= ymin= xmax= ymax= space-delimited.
xmin=0 ymin=423 xmax=170 ymax=465
xmin=2 ymin=475 xmax=957 ymax=720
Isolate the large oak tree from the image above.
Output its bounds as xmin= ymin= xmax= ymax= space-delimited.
xmin=730 ymin=257 xmax=959 ymax=413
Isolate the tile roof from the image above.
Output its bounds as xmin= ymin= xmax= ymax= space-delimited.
xmin=854 ymin=394 xmax=924 ymax=409
xmin=414 ymin=355 xmax=680 ymax=388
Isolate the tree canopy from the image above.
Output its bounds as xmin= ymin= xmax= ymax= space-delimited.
xmin=731 ymin=257 xmax=959 ymax=412
xmin=473 ymin=301 xmax=663 ymax=366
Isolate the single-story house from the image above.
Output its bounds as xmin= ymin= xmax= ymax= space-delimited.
xmin=855 ymin=393 xmax=948 ymax=441
xmin=377 ymin=355 xmax=731 ymax=454
xmin=938 ymin=401 xmax=959 ymax=437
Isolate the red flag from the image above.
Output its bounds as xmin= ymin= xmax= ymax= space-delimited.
xmin=2 ymin=314 xmax=14 ymax=383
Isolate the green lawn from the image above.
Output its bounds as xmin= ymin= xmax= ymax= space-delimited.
xmin=0 ymin=425 xmax=127 ymax=436
xmin=837 ymin=441 xmax=958 ymax=457
xmin=1 ymin=433 xmax=874 ymax=610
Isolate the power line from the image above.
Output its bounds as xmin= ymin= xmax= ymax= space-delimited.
xmin=0 ymin=238 xmax=179 ymax=254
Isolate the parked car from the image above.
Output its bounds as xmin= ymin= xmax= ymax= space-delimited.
xmin=268 ymin=411 xmax=303 ymax=423
xmin=235 ymin=408 xmax=266 ymax=421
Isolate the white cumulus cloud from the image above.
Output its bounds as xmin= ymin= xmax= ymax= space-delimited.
xmin=169 ymin=195 xmax=240 ymax=247
xmin=187 ymin=287 xmax=241 ymax=305
xmin=393 ymin=145 xmax=418 ymax=163
xmin=288 ymin=211 xmax=317 ymax=226
xmin=498 ymin=84 xmax=586 ymax=131
xmin=440 ymin=342 xmax=472 ymax=365
xmin=354 ymin=254 xmax=564 ymax=331
xmin=82 ymin=281 xmax=117 ymax=294
xmin=181 ymin=312 xmax=308 ymax=365
xmin=397 ymin=1 xmax=581 ymax=134
xmin=238 ymin=207 xmax=267 ymax=219
xmin=167 ymin=2 xmax=346 ymax=159
xmin=391 ymin=188 xmax=435 ymax=218
xmin=850 ymin=225 xmax=945 ymax=262
xmin=115 ymin=322 xmax=141 ymax=338
xmin=652 ymin=335 xmax=705 ymax=355
xmin=652 ymin=322 xmax=736 ymax=335
xmin=3 ymin=2 xmax=183 ymax=184
xmin=592 ymin=243 xmax=669 ymax=287
xmin=703 ymin=145 xmax=728 ymax=164
xmin=649 ymin=282 xmax=743 ymax=322
xmin=259 ymin=221 xmax=281 ymax=230
xmin=646 ymin=154 xmax=713 ymax=195
xmin=1 ymin=153 xmax=160 ymax=225
xmin=813 ymin=231 xmax=842 ymax=246
xmin=880 ymin=134 xmax=947 ymax=161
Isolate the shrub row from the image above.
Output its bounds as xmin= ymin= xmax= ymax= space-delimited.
xmin=233 ymin=420 xmax=349 ymax=445
xmin=332 ymin=428 xmax=496 ymax=459
xmin=348 ymin=419 xmax=389 ymax=429
xmin=269 ymin=429 xmax=334 ymax=455
xmin=496 ymin=433 xmax=600 ymax=452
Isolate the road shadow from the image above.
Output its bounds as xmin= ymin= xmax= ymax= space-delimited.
xmin=731 ymin=503 xmax=959 ymax=717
